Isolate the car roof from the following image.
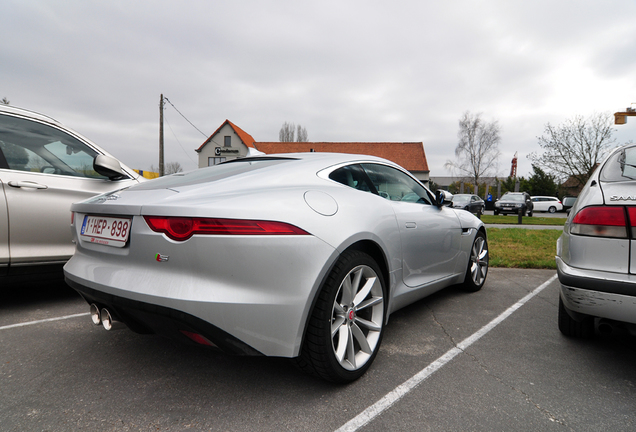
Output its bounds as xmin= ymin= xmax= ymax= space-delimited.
xmin=0 ymin=104 xmax=62 ymax=126
xmin=131 ymin=152 xmax=414 ymax=192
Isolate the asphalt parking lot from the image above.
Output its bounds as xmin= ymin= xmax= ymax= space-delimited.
xmin=2 ymin=268 xmax=635 ymax=432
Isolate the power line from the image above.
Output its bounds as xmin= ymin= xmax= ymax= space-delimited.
xmin=163 ymin=97 xmax=208 ymax=138
xmin=164 ymin=111 xmax=197 ymax=166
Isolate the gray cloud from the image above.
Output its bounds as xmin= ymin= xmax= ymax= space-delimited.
xmin=3 ymin=0 xmax=636 ymax=177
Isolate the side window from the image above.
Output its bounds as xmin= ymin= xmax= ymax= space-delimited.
xmin=0 ymin=114 xmax=108 ymax=179
xmin=361 ymin=163 xmax=433 ymax=205
xmin=329 ymin=164 xmax=375 ymax=193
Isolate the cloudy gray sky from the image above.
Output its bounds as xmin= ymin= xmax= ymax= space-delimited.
xmin=3 ymin=0 xmax=636 ymax=177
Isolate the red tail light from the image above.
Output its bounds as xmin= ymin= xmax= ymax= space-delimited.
xmin=570 ymin=206 xmax=628 ymax=238
xmin=144 ymin=216 xmax=309 ymax=241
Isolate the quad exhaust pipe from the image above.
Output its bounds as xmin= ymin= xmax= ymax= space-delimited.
xmin=89 ymin=303 xmax=125 ymax=331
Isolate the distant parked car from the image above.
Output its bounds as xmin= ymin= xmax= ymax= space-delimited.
xmin=0 ymin=105 xmax=144 ymax=277
xmin=451 ymin=194 xmax=485 ymax=216
xmin=531 ymin=196 xmax=563 ymax=213
xmin=494 ymin=192 xmax=533 ymax=216
xmin=562 ymin=196 xmax=577 ymax=213
xmin=557 ymin=142 xmax=636 ymax=337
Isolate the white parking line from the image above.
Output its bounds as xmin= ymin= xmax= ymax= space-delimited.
xmin=335 ymin=274 xmax=558 ymax=432
xmin=0 ymin=312 xmax=90 ymax=330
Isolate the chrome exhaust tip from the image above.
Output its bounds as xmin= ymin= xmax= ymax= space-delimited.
xmin=100 ymin=308 xmax=124 ymax=331
xmin=90 ymin=303 xmax=101 ymax=325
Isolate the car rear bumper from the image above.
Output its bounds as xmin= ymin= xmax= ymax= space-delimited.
xmin=556 ymin=256 xmax=636 ymax=324
xmin=64 ymin=232 xmax=339 ymax=358
xmin=66 ymin=277 xmax=265 ymax=356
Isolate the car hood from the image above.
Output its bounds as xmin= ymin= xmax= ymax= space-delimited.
xmin=495 ymin=200 xmax=523 ymax=204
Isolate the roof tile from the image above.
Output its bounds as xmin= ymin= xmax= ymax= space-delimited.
xmin=254 ymin=142 xmax=429 ymax=171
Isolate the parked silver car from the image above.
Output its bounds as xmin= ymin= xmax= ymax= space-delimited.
xmin=64 ymin=153 xmax=489 ymax=382
xmin=557 ymin=142 xmax=636 ymax=337
xmin=0 ymin=105 xmax=143 ymax=276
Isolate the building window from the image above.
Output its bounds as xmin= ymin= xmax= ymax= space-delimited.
xmin=224 ymin=136 xmax=231 ymax=147
xmin=208 ymin=157 xmax=226 ymax=166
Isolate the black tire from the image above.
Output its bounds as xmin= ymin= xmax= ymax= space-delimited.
xmin=548 ymin=206 xmax=556 ymax=213
xmin=295 ymin=250 xmax=386 ymax=383
xmin=558 ymin=297 xmax=594 ymax=338
xmin=494 ymin=210 xmax=499 ymax=215
xmin=461 ymin=230 xmax=488 ymax=292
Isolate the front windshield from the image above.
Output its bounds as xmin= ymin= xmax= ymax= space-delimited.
xmin=501 ymin=194 xmax=525 ymax=202
xmin=452 ymin=196 xmax=470 ymax=204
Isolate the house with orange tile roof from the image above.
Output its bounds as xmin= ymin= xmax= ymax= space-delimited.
xmin=195 ymin=120 xmax=258 ymax=166
xmin=196 ymin=121 xmax=430 ymax=185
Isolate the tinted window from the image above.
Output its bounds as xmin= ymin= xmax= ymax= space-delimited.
xmin=132 ymin=158 xmax=292 ymax=190
xmin=329 ymin=164 xmax=375 ymax=193
xmin=361 ymin=163 xmax=432 ymax=205
xmin=0 ymin=114 xmax=108 ymax=179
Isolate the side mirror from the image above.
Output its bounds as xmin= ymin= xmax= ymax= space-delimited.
xmin=435 ymin=190 xmax=452 ymax=207
xmin=94 ymin=155 xmax=127 ymax=180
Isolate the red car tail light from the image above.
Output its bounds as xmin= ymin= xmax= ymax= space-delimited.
xmin=143 ymin=216 xmax=309 ymax=241
xmin=570 ymin=206 xmax=628 ymax=238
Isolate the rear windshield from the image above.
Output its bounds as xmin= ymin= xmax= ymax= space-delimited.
xmin=600 ymin=145 xmax=636 ymax=182
xmin=132 ymin=158 xmax=293 ymax=190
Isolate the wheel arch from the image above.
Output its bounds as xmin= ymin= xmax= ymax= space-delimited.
xmin=295 ymin=238 xmax=391 ymax=358
xmin=345 ymin=240 xmax=391 ymax=297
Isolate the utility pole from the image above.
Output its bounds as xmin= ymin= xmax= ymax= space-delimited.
xmin=159 ymin=94 xmax=165 ymax=176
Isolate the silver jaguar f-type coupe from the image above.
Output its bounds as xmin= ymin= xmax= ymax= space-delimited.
xmin=64 ymin=153 xmax=489 ymax=382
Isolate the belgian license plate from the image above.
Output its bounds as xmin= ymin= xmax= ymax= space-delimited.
xmin=80 ymin=215 xmax=131 ymax=247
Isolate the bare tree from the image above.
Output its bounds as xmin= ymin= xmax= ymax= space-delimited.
xmin=279 ymin=122 xmax=295 ymax=142
xmin=279 ymin=122 xmax=309 ymax=142
xmin=529 ymin=112 xmax=616 ymax=187
xmin=151 ymin=161 xmax=183 ymax=176
xmin=445 ymin=111 xmax=501 ymax=187
xmin=296 ymin=125 xmax=308 ymax=142
xmin=165 ymin=161 xmax=183 ymax=175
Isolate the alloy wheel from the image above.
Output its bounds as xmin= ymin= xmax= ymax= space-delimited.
xmin=330 ymin=264 xmax=384 ymax=371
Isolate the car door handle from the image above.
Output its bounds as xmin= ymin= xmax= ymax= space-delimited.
xmin=405 ymin=222 xmax=417 ymax=229
xmin=8 ymin=181 xmax=48 ymax=189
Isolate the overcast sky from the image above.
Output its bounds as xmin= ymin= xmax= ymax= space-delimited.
xmin=3 ymin=0 xmax=636 ymax=177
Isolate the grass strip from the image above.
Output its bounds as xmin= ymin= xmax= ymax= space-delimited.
xmin=481 ymin=215 xmax=566 ymax=226
xmin=487 ymin=228 xmax=562 ymax=269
